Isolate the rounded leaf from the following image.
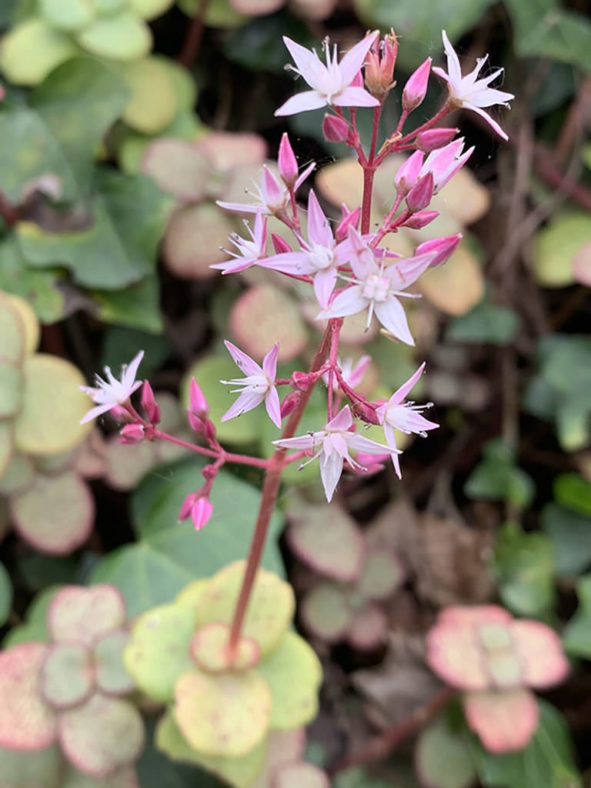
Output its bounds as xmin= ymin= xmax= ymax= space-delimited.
xmin=345 ymin=603 xmax=388 ymax=651
xmin=419 ymin=246 xmax=484 ymax=316
xmin=174 ymin=669 xmax=272 ymax=758
xmin=272 ymin=763 xmax=329 ymax=788
xmin=76 ymin=13 xmax=151 ymax=61
xmin=41 ymin=643 xmax=94 ymax=710
xmin=463 ymin=688 xmax=539 ymax=753
xmin=142 ymin=139 xmax=211 ymax=201
xmin=256 ymin=632 xmax=322 ymax=730
xmin=190 ymin=623 xmax=260 ymax=673
xmin=121 ymin=58 xmax=178 ymax=134
xmin=251 ymin=729 xmax=306 ymax=788
xmin=0 ymin=294 xmax=26 ymax=363
xmin=175 ymin=579 xmax=209 ymax=611
xmin=10 ymin=471 xmax=94 ymax=555
xmin=230 ymin=285 xmax=308 ymax=363
xmin=0 ymin=643 xmax=57 ymax=750
xmin=195 ymin=562 xmax=295 ymax=657
xmin=14 ymin=355 xmax=92 ymax=456
xmin=62 ymin=764 xmax=139 ymax=787
xmin=0 ymin=421 xmax=14 ymax=478
xmin=164 ymin=202 xmax=236 ymax=278
xmin=300 ymin=584 xmax=352 ymax=643
xmin=357 ymin=549 xmax=406 ymax=601
xmin=0 ymin=360 xmax=23 ymax=419
xmin=94 ymin=630 xmax=135 ymax=696
xmin=58 ymin=693 xmax=144 ymax=777
xmin=124 ymin=603 xmax=196 ymax=702
xmin=5 ymin=295 xmax=40 ymax=356
xmin=415 ymin=716 xmax=476 ymax=788
xmin=287 ymin=503 xmax=365 ymax=582
xmin=49 ymin=585 xmax=126 ymax=647
xmin=0 ymin=19 xmax=76 ymax=86
xmin=40 ymin=0 xmax=96 ymax=31
xmin=129 ymin=0 xmax=175 ymax=19
xmin=0 ymin=743 xmax=62 ymax=788
xmin=510 ymin=620 xmax=569 ymax=689
xmin=196 ymin=132 xmax=267 ymax=171
xmin=103 ymin=438 xmax=156 ymax=491
xmin=534 ymin=213 xmax=591 ymax=288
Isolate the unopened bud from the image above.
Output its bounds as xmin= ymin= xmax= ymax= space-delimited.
xmin=416 ymin=233 xmax=462 ymax=266
xmin=189 ymin=378 xmax=208 ymax=419
xmin=352 ymin=401 xmax=380 ymax=425
xmin=119 ymin=424 xmax=145 ymax=444
xmin=322 ymin=113 xmax=349 ymax=143
xmin=141 ymin=381 xmax=160 ymax=425
xmin=416 ymin=127 xmax=458 ymax=152
xmin=335 ymin=205 xmax=360 ymax=242
xmin=406 ymin=172 xmax=434 ymax=212
xmin=187 ymin=410 xmax=205 ymax=434
xmin=394 ymin=150 xmax=424 ymax=195
xmin=271 ymin=233 xmax=292 ymax=254
xmin=191 ymin=498 xmax=213 ymax=531
xmin=278 ymin=132 xmax=298 ymax=187
xmin=280 ymin=391 xmax=300 ymax=417
xmin=290 ymin=371 xmax=312 ymax=391
xmin=365 ymin=31 xmax=398 ymax=100
xmin=404 ymin=210 xmax=439 ymax=229
xmin=402 ymin=58 xmax=431 ymax=112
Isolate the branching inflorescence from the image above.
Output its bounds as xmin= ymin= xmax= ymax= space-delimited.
xmin=80 ymin=29 xmax=513 ymax=653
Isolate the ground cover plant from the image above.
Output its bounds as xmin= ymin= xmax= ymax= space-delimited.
xmin=0 ymin=0 xmax=590 ymax=786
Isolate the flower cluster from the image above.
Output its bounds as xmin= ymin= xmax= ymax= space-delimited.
xmin=79 ymin=30 xmax=513 ymax=519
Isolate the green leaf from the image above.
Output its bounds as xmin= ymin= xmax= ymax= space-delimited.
xmin=562 ymin=575 xmax=591 ymax=658
xmin=101 ymin=326 xmax=169 ymax=377
xmin=90 ymin=459 xmax=284 ymax=616
xmin=415 ymin=715 xmax=476 ymax=788
xmin=0 ymin=236 xmax=64 ymax=323
xmin=137 ymin=718 xmax=217 ymax=788
xmin=472 ymin=700 xmax=581 ymax=788
xmin=504 ymin=0 xmax=591 ymax=73
xmin=0 ymin=17 xmax=77 ymax=86
xmin=76 ymin=12 xmax=152 ymax=61
xmin=17 ymin=170 xmax=173 ymax=289
xmin=178 ymin=0 xmax=247 ymax=28
xmin=2 ymin=585 xmax=59 ymax=647
xmin=224 ymin=11 xmax=312 ymax=74
xmin=464 ymin=439 xmax=534 ymax=510
xmin=446 ymin=301 xmax=520 ymax=346
xmin=353 ymin=0 xmax=496 ymax=70
xmin=533 ymin=212 xmax=591 ymax=287
xmin=494 ymin=523 xmax=555 ymax=617
xmin=93 ymin=273 xmax=164 ymax=333
xmin=542 ymin=503 xmax=591 ymax=577
xmin=554 ymin=474 xmax=591 ymax=518
xmin=0 ymin=562 xmax=13 ymax=627
xmin=0 ymin=744 xmax=62 ymax=788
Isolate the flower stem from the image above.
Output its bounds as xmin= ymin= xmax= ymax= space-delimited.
xmin=227 ymin=321 xmax=336 ymax=655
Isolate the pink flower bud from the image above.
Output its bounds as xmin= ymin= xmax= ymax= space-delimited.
xmin=322 ymin=113 xmax=349 ymax=143
xmin=352 ymin=400 xmax=380 ymax=425
xmin=204 ymin=420 xmax=217 ymax=443
xmin=187 ymin=410 xmax=204 ymax=434
xmin=271 ymin=233 xmax=292 ymax=254
xmin=119 ymin=424 xmax=145 ymax=444
xmin=416 ymin=233 xmax=462 ymax=266
xmin=290 ymin=371 xmax=313 ymax=391
xmin=365 ymin=31 xmax=398 ymax=100
xmin=278 ymin=132 xmax=299 ymax=187
xmin=178 ymin=491 xmax=198 ymax=522
xmin=404 ymin=210 xmax=439 ymax=229
xmin=416 ymin=127 xmax=458 ymax=152
xmin=280 ymin=391 xmax=300 ymax=417
xmin=394 ymin=150 xmax=424 ymax=195
xmin=189 ymin=378 xmax=208 ymax=418
xmin=110 ymin=405 xmax=133 ymax=423
xmin=191 ymin=498 xmax=213 ymax=531
xmin=406 ymin=172 xmax=434 ymax=212
xmin=336 ymin=204 xmax=361 ymax=242
xmin=202 ymin=464 xmax=218 ymax=482
xmin=402 ymin=58 xmax=431 ymax=112
xmin=351 ymin=70 xmax=364 ymax=88
xmin=140 ymin=381 xmax=160 ymax=425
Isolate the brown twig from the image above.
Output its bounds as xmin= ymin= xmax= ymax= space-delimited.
xmin=328 ymin=686 xmax=455 ymax=775
xmin=177 ymin=0 xmax=210 ymax=68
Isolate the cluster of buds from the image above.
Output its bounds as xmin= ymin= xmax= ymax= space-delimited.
xmin=79 ymin=28 xmax=513 ymax=518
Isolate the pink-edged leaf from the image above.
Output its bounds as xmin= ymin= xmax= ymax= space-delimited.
xmin=357 ymin=549 xmax=406 ymax=601
xmin=62 ymin=764 xmax=139 ymax=787
xmin=251 ymin=729 xmax=306 ymax=788
xmin=141 ymin=139 xmax=211 ymax=203
xmin=0 ymin=643 xmax=57 ymax=750
xmin=93 ymin=630 xmax=136 ymax=696
xmin=346 ymin=603 xmax=389 ymax=651
xmin=286 ymin=502 xmax=365 ymax=582
xmin=41 ymin=643 xmax=94 ymax=711
xmin=48 ymin=586 xmax=126 ymax=648
xmin=10 ymin=471 xmax=94 ymax=555
xmin=437 ymin=605 xmax=512 ymax=628
xmin=58 ymin=694 xmax=144 ymax=778
xmin=300 ymin=584 xmax=352 ymax=643
xmin=272 ymin=762 xmax=330 ymax=787
xmin=510 ymin=620 xmax=569 ymax=689
xmin=426 ymin=618 xmax=489 ymax=691
xmin=463 ymin=688 xmax=539 ymax=753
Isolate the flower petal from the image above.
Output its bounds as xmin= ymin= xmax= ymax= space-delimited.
xmin=391 ymin=363 xmax=426 ymax=404
xmin=224 ymin=341 xmax=262 ymax=377
xmin=326 ymin=405 xmax=353 ymax=432
xmin=338 ymin=32 xmax=379 ymax=84
xmin=320 ymin=449 xmax=344 ymax=502
xmin=220 ymin=390 xmax=264 ymax=422
xmin=262 ymin=343 xmax=279 ymax=380
xmin=80 ymin=403 xmax=114 ymax=425
xmin=318 ymin=286 xmax=366 ymax=321
xmin=313 ymin=267 xmax=338 ymax=309
xmin=374 ymin=298 xmax=415 ymax=345
xmin=307 ymin=190 xmax=333 ymax=248
xmin=463 ymin=103 xmax=509 ymax=141
xmin=264 ymin=386 xmax=282 ymax=429
xmin=333 ymin=86 xmax=380 ymax=108
xmin=122 ymin=350 xmax=144 ymax=389
xmin=275 ymin=91 xmax=327 ymax=117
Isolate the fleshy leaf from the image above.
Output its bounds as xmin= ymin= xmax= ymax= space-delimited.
xmin=156 ymin=711 xmax=266 ymax=788
xmin=195 ymin=562 xmax=295 ymax=657
xmin=345 ymin=603 xmax=388 ymax=651
xmin=0 ymin=359 xmax=23 ymax=419
xmin=175 ymin=579 xmax=209 ymax=611
xmin=463 ymin=689 xmax=539 ymax=753
xmin=256 ymin=632 xmax=322 ymax=730
xmin=415 ymin=714 xmax=477 ymax=788
xmin=251 ymin=729 xmax=306 ymax=788
xmin=48 ymin=585 xmax=126 ymax=647
xmin=40 ymin=0 xmax=96 ymax=31
xmin=230 ymin=285 xmax=308 ymax=362
xmin=14 ymin=355 xmax=92 ymax=456
xmin=0 ymin=293 xmax=26 ymax=363
xmin=41 ymin=643 xmax=94 ymax=710
xmin=174 ymin=669 xmax=272 ymax=758
xmin=58 ymin=693 xmax=144 ymax=777
xmin=124 ymin=603 xmax=196 ymax=703
xmin=164 ymin=202 xmax=235 ymax=279
xmin=286 ymin=503 xmax=365 ymax=582
xmin=0 ymin=18 xmax=76 ymax=86
xmin=0 ymin=743 xmax=62 ymax=787
xmin=94 ymin=630 xmax=136 ymax=696
xmin=142 ymin=139 xmax=211 ymax=201
xmin=300 ymin=584 xmax=352 ymax=642
xmin=190 ymin=623 xmax=261 ymax=673
xmin=0 ymin=422 xmax=14 ymax=478
xmin=130 ymin=0 xmax=176 ymax=19
xmin=0 ymin=643 xmax=57 ymax=750
xmin=121 ymin=58 xmax=178 ymax=134
xmin=10 ymin=471 xmax=94 ymax=555
xmin=5 ymin=294 xmax=40 ymax=356
xmin=357 ymin=548 xmax=405 ymax=601
xmin=419 ymin=246 xmax=484 ymax=316
xmin=76 ymin=13 xmax=152 ymax=60
xmin=273 ymin=763 xmax=330 ymax=787
xmin=62 ymin=764 xmax=139 ymax=787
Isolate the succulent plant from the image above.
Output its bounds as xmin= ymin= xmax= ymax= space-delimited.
xmin=124 ymin=560 xmax=322 ymax=787
xmin=0 ymin=585 xmax=143 ymax=782
xmin=288 ymin=501 xmax=406 ymax=650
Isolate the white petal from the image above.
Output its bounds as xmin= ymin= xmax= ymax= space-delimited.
xmin=333 ymin=86 xmax=380 ymax=108
xmin=264 ymin=387 xmax=282 ymax=429
xmin=320 ymin=450 xmax=344 ymax=502
xmin=464 ymin=103 xmax=509 ymax=141
xmin=221 ymin=390 xmax=264 ymax=422
xmin=338 ymin=32 xmax=379 ymax=84
xmin=313 ymin=268 xmax=338 ymax=308
xmin=374 ymin=298 xmax=415 ymax=345
xmin=275 ymin=91 xmax=327 ymax=117
xmin=319 ymin=286 xmax=366 ymax=320
xmin=224 ymin=341 xmax=262 ymax=376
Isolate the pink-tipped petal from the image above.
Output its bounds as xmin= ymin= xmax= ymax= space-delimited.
xmin=278 ymin=133 xmax=298 ymax=185
xmin=80 ymin=403 xmax=115 ymax=425
xmin=313 ymin=267 xmax=338 ymax=308
xmin=307 ymin=190 xmax=332 ymax=247
xmin=191 ymin=498 xmax=213 ymax=531
xmin=463 ymin=689 xmax=539 ymax=753
xmin=326 ymin=405 xmax=353 ymax=432
xmin=319 ymin=286 xmax=366 ymax=321
xmin=391 ymin=363 xmax=426 ymax=404
xmin=224 ymin=341 xmax=262 ymax=376
xmin=122 ymin=350 xmax=145 ymax=389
